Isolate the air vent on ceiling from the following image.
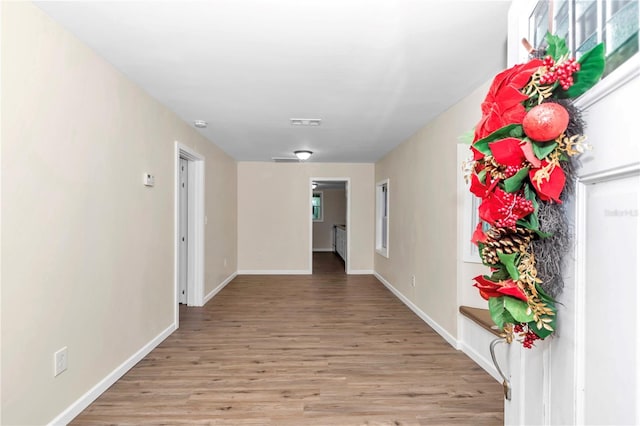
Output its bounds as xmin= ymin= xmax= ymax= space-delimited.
xmin=272 ymin=157 xmax=300 ymax=163
xmin=290 ymin=118 xmax=322 ymax=126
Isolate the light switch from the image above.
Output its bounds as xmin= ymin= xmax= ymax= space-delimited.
xmin=143 ymin=173 xmax=155 ymax=187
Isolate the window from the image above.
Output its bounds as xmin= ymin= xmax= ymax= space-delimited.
xmin=376 ymin=179 xmax=389 ymax=258
xmin=312 ymin=191 xmax=323 ymax=222
xmin=529 ymin=0 xmax=638 ymax=78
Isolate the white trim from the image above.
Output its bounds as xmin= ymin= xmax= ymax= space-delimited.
xmin=312 ymin=248 xmax=334 ymax=252
xmin=575 ymin=54 xmax=640 ymax=110
xmin=458 ymin=340 xmax=501 ymax=383
xmin=373 ymin=272 xmax=458 ymax=349
xmin=175 ymin=142 xmax=205 ymax=309
xmin=309 ymin=177 xmax=351 ymax=274
xmin=237 ymin=269 xmax=311 ymax=275
xmin=203 ymin=272 xmax=237 ymax=305
xmin=47 ymin=323 xmax=176 ymax=426
xmin=348 ymin=269 xmax=374 ymax=275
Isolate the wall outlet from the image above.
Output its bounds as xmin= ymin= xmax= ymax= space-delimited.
xmin=54 ymin=346 xmax=68 ymax=377
xmin=411 ymin=275 xmax=416 ymax=287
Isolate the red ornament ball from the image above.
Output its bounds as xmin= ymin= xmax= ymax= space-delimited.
xmin=522 ymin=103 xmax=570 ymax=142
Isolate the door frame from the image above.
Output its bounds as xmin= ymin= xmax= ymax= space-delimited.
xmin=309 ymin=177 xmax=350 ymax=273
xmin=174 ymin=142 xmax=205 ymax=325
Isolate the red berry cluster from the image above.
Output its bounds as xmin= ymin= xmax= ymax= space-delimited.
xmin=504 ymin=164 xmax=523 ymax=178
xmin=495 ymin=192 xmax=534 ymax=228
xmin=539 ymin=55 xmax=581 ymax=90
xmin=513 ymin=324 xmax=541 ymax=348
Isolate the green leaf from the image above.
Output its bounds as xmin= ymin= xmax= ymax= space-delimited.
xmin=559 ymin=43 xmax=606 ymax=98
xmin=504 ymin=297 xmax=535 ymax=323
xmin=523 ymin=183 xmax=535 ymax=201
xmin=504 ymin=167 xmax=530 ymax=193
xmin=533 ymin=141 xmax=558 ymax=158
xmin=478 ymin=169 xmax=487 ymax=184
xmin=497 ymin=251 xmax=520 ymax=280
xmin=473 ymin=124 xmax=523 ymax=156
xmin=458 ymin=129 xmax=475 ymax=145
xmin=490 ymin=267 xmax=510 ymax=282
xmin=545 ymin=32 xmax=569 ymax=60
xmin=489 ymin=297 xmax=514 ymax=330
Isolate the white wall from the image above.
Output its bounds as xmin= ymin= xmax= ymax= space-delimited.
xmin=374 ymin=80 xmax=493 ymax=342
xmin=313 ymin=188 xmax=346 ymax=251
xmin=1 ymin=3 xmax=237 ymax=424
xmin=237 ymin=162 xmax=374 ymax=273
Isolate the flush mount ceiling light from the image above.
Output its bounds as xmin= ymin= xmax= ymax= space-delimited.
xmin=290 ymin=118 xmax=322 ymax=126
xmin=294 ymin=150 xmax=313 ymax=161
xmin=194 ymin=120 xmax=208 ymax=128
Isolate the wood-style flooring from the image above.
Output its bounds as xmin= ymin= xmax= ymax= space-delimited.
xmin=71 ymin=253 xmax=503 ymax=425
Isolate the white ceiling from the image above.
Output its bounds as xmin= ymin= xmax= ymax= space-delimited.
xmin=35 ymin=0 xmax=510 ymax=163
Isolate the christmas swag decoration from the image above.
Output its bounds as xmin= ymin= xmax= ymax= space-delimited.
xmin=468 ymin=33 xmax=605 ymax=348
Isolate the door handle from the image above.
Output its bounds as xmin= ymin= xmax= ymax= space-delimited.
xmin=490 ymin=337 xmax=511 ymax=401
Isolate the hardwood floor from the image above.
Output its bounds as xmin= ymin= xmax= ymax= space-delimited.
xmin=71 ymin=266 xmax=503 ymax=425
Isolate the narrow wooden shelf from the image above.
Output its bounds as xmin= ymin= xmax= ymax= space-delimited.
xmin=459 ymin=305 xmax=502 ymax=337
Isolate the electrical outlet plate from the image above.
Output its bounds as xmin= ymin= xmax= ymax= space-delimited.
xmin=54 ymin=347 xmax=68 ymax=377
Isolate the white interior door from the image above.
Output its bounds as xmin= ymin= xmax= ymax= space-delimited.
xmin=178 ymin=157 xmax=188 ymax=305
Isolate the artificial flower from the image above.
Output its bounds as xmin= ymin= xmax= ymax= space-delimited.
xmin=489 ymin=137 xmax=527 ymax=167
xmin=478 ymin=188 xmax=534 ymax=228
xmin=473 ymin=275 xmax=528 ymax=301
xmin=473 ymin=59 xmax=543 ymax=142
xmin=529 ymin=160 xmax=566 ymax=203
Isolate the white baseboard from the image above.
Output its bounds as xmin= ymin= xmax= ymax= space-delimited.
xmin=237 ymin=269 xmax=312 ymax=275
xmin=203 ymin=272 xmax=237 ymax=304
xmin=373 ymin=272 xmax=459 ymax=349
xmin=348 ymin=269 xmax=374 ymax=275
xmin=48 ymin=323 xmax=176 ymax=426
xmin=313 ymin=248 xmax=334 ymax=252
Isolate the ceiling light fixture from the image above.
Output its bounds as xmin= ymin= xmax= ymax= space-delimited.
xmin=194 ymin=120 xmax=208 ymax=128
xmin=294 ymin=150 xmax=313 ymax=161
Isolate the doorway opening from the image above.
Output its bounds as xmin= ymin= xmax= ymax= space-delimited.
xmin=309 ymin=178 xmax=349 ymax=274
xmin=174 ymin=142 xmax=205 ymax=326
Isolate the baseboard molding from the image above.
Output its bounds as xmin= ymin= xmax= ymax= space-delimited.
xmin=313 ymin=248 xmax=334 ymax=252
xmin=348 ymin=269 xmax=374 ymax=275
xmin=459 ymin=341 xmax=501 ymax=383
xmin=48 ymin=323 xmax=177 ymax=426
xmin=373 ymin=272 xmax=458 ymax=349
xmin=237 ymin=269 xmax=312 ymax=275
xmin=203 ymin=272 xmax=237 ymax=304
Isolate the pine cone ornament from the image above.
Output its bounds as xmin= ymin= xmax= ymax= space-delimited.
xmin=482 ymin=227 xmax=533 ymax=265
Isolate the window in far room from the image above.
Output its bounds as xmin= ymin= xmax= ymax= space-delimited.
xmin=312 ymin=191 xmax=323 ymax=222
xmin=376 ymin=179 xmax=389 ymax=258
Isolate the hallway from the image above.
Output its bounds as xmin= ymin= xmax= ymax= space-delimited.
xmin=71 ymin=273 xmax=503 ymax=425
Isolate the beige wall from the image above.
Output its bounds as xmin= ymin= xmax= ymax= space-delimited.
xmin=374 ymin=82 xmax=490 ymax=339
xmin=313 ymin=188 xmax=346 ymax=251
xmin=238 ymin=163 xmax=373 ymax=273
xmin=1 ymin=3 xmax=236 ymax=425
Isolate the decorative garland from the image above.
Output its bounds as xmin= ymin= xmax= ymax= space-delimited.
xmin=467 ymin=33 xmax=605 ymax=348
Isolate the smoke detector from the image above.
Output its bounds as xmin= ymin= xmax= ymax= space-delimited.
xmin=290 ymin=118 xmax=321 ymax=126
xmin=194 ymin=120 xmax=208 ymax=128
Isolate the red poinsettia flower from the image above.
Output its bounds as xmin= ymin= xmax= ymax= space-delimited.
xmin=473 ymin=59 xmax=544 ymax=142
xmin=529 ymin=160 xmax=566 ymax=203
xmin=478 ymin=188 xmax=534 ymax=228
xmin=473 ymin=275 xmax=528 ymax=301
xmin=489 ymin=137 xmax=527 ymax=167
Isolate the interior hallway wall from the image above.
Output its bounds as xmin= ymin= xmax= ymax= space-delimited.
xmin=374 ymin=81 xmax=492 ymax=341
xmin=1 ymin=3 xmax=236 ymax=424
xmin=237 ymin=162 xmax=374 ymax=273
